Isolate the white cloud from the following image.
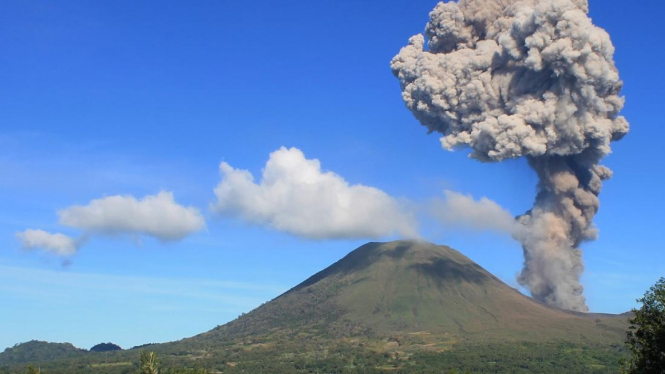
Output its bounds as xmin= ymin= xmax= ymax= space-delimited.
xmin=16 ymin=229 xmax=83 ymax=256
xmin=432 ymin=190 xmax=523 ymax=236
xmin=58 ymin=191 xmax=205 ymax=241
xmin=212 ymin=147 xmax=417 ymax=239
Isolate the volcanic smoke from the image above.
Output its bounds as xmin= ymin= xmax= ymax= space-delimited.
xmin=391 ymin=0 xmax=628 ymax=311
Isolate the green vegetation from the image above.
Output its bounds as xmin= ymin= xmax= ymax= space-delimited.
xmin=622 ymin=277 xmax=665 ymax=373
xmin=139 ymin=351 xmax=159 ymax=374
xmin=2 ymin=341 xmax=627 ymax=374
xmin=137 ymin=352 xmax=210 ymax=374
xmin=0 ymin=341 xmax=86 ymax=365
xmin=90 ymin=342 xmax=123 ymax=352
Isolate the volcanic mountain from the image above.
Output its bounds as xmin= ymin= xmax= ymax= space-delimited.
xmin=0 ymin=241 xmax=630 ymax=373
xmin=181 ymin=240 xmax=627 ymax=348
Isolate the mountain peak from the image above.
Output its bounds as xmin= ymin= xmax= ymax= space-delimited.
xmin=194 ymin=240 xmax=627 ymax=345
xmin=292 ymin=240 xmax=494 ymax=293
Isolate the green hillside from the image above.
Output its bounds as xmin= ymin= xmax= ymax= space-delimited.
xmin=190 ymin=240 xmax=627 ymax=345
xmin=0 ymin=341 xmax=86 ymax=366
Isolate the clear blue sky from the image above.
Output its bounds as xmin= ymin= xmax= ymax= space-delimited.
xmin=1 ymin=0 xmax=663 ymax=350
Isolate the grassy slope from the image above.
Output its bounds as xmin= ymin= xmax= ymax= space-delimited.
xmin=192 ymin=241 xmax=628 ymax=345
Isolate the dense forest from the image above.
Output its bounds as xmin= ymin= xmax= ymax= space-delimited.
xmin=90 ymin=343 xmax=123 ymax=352
xmin=0 ymin=340 xmax=628 ymax=374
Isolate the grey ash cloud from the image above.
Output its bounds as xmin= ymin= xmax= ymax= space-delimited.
xmin=392 ymin=0 xmax=628 ymax=311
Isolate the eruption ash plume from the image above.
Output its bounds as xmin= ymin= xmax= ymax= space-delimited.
xmin=391 ymin=0 xmax=628 ymax=311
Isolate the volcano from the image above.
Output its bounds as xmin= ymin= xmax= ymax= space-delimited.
xmin=186 ymin=240 xmax=627 ymax=346
xmin=0 ymin=241 xmax=630 ymax=373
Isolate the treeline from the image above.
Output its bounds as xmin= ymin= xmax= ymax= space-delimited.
xmin=3 ymin=352 xmax=211 ymax=374
xmin=211 ymin=342 xmax=627 ymax=374
xmin=0 ymin=341 xmax=85 ymax=366
xmin=0 ymin=341 xmax=628 ymax=373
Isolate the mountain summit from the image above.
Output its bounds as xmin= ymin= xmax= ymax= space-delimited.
xmin=191 ymin=240 xmax=626 ymax=345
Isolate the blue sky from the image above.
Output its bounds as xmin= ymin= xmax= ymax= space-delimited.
xmin=1 ymin=0 xmax=664 ymax=350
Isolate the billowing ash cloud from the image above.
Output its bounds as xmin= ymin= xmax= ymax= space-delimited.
xmin=58 ymin=191 xmax=206 ymax=241
xmin=16 ymin=229 xmax=84 ymax=256
xmin=433 ymin=190 xmax=523 ymax=236
xmin=392 ymin=0 xmax=628 ymax=311
xmin=212 ymin=147 xmax=417 ymax=239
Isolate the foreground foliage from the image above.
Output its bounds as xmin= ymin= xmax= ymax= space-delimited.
xmin=0 ymin=340 xmax=628 ymax=374
xmin=622 ymin=277 xmax=665 ymax=374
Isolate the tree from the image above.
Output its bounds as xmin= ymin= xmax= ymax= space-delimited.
xmin=623 ymin=277 xmax=665 ymax=373
xmin=25 ymin=365 xmax=38 ymax=374
xmin=139 ymin=351 xmax=159 ymax=374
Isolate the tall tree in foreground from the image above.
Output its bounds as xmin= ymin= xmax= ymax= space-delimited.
xmin=139 ymin=351 xmax=159 ymax=374
xmin=623 ymin=277 xmax=665 ymax=373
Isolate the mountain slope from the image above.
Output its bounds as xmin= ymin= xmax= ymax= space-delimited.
xmin=189 ymin=240 xmax=627 ymax=345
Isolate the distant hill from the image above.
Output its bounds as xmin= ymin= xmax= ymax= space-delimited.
xmin=89 ymin=343 xmax=122 ymax=352
xmin=0 ymin=340 xmax=85 ymax=365
xmin=129 ymin=343 xmax=157 ymax=350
